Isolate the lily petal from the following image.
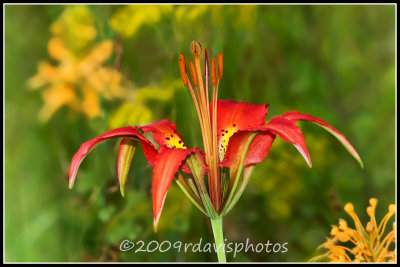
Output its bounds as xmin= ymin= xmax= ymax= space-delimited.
xmin=259 ymin=116 xmax=312 ymax=167
xmin=117 ymin=138 xmax=138 ymax=197
xmin=211 ymin=99 xmax=269 ymax=162
xmin=141 ymin=119 xmax=187 ymax=149
xmin=283 ymin=111 xmax=363 ymax=168
xmin=152 ymin=146 xmax=196 ymax=231
xmin=69 ymin=126 xmax=157 ymax=189
xmin=220 ymin=131 xmax=275 ymax=171
xmin=142 ymin=119 xmax=195 ymax=176
xmin=221 ymin=116 xmax=312 ymax=169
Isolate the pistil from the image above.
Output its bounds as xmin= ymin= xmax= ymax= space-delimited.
xmin=191 ymin=41 xmax=220 ymax=209
xmin=179 ymin=41 xmax=224 ymax=212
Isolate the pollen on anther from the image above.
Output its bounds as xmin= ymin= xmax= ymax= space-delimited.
xmin=218 ymin=52 xmax=223 ymax=79
xmin=189 ymin=60 xmax=198 ymax=87
xmin=179 ymin=54 xmax=188 ymax=87
xmin=211 ymin=57 xmax=218 ymax=86
xmin=190 ymin=41 xmax=202 ymax=57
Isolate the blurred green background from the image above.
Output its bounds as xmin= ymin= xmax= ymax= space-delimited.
xmin=5 ymin=4 xmax=395 ymax=262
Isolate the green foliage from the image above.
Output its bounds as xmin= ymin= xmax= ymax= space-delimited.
xmin=5 ymin=4 xmax=395 ymax=262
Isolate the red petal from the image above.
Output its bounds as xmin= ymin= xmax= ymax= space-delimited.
xmin=220 ymin=131 xmax=275 ymax=169
xmin=152 ymin=146 xmax=196 ymax=231
xmin=221 ymin=116 xmax=312 ymax=169
xmin=211 ymin=99 xmax=269 ymax=162
xmin=141 ymin=119 xmax=187 ymax=149
xmin=69 ymin=126 xmax=157 ymax=189
xmin=283 ymin=111 xmax=363 ymax=168
xmin=219 ymin=131 xmax=257 ymax=179
xmin=245 ymin=132 xmax=276 ymax=166
xmin=260 ymin=116 xmax=312 ymax=167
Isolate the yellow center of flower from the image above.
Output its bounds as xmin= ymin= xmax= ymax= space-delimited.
xmin=164 ymin=133 xmax=187 ymax=149
xmin=218 ymin=125 xmax=238 ymax=161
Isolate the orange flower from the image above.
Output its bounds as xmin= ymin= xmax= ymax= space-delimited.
xmin=28 ymin=6 xmax=125 ymax=122
xmin=312 ymin=198 xmax=396 ymax=262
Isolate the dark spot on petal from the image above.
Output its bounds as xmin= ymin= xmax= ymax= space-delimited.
xmin=222 ymin=134 xmax=224 ymax=136
xmin=233 ymin=124 xmax=236 ymax=127
xmin=165 ymin=137 xmax=170 ymax=140
xmin=225 ymin=130 xmax=228 ymax=133
xmin=178 ymin=140 xmax=182 ymax=144
xmin=171 ymin=134 xmax=174 ymax=137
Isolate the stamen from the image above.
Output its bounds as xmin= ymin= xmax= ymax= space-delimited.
xmin=344 ymin=203 xmax=371 ymax=254
xmin=367 ymin=198 xmax=378 ymax=239
xmin=366 ymin=221 xmax=374 ymax=233
xmin=376 ymin=204 xmax=396 ymax=241
xmin=204 ymin=48 xmax=209 ymax=78
xmin=211 ymin=57 xmax=218 ymax=86
xmin=369 ymin=198 xmax=378 ymax=207
xmin=189 ymin=60 xmax=198 ymax=87
xmin=179 ymin=54 xmax=188 ymax=87
xmin=218 ymin=51 xmax=223 ymax=79
xmin=190 ymin=41 xmax=202 ymax=58
xmin=204 ymin=48 xmax=210 ymax=124
xmin=181 ymin=41 xmax=224 ymax=211
xmin=193 ymin=41 xmax=221 ymax=209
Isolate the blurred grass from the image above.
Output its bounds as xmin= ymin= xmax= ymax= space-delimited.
xmin=5 ymin=4 xmax=395 ymax=262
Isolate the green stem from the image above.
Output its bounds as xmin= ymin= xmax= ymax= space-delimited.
xmin=210 ymin=217 xmax=226 ymax=263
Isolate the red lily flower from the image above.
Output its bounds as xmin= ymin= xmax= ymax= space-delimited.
xmin=69 ymin=41 xmax=363 ymax=261
xmin=69 ymin=119 xmax=207 ymax=231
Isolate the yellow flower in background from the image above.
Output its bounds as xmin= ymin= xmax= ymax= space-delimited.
xmin=49 ymin=5 xmax=97 ymax=53
xmin=311 ymin=198 xmax=396 ymax=262
xmin=28 ymin=6 xmax=126 ymax=122
xmin=108 ymin=103 xmax=153 ymax=130
xmin=174 ymin=5 xmax=209 ymax=23
xmin=135 ymin=85 xmax=176 ymax=103
xmin=110 ymin=5 xmax=173 ymax=38
xmin=110 ymin=5 xmax=225 ymax=39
